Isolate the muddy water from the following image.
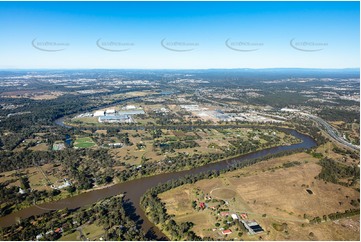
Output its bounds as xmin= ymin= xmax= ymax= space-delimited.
xmin=0 ymin=129 xmax=316 ymax=240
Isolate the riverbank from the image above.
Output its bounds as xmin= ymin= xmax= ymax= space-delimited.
xmin=0 ymin=128 xmax=316 ymax=241
xmin=5 ymin=127 xmax=302 ymax=215
xmin=155 ymin=152 xmax=360 ymax=240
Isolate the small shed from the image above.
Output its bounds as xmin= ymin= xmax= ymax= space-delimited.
xmin=240 ymin=213 xmax=248 ymax=220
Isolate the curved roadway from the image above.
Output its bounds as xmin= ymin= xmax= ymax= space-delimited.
xmin=302 ymin=113 xmax=360 ymax=151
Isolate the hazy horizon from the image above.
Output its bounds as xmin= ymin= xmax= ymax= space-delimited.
xmin=0 ymin=67 xmax=359 ymax=71
xmin=0 ymin=1 xmax=359 ymax=69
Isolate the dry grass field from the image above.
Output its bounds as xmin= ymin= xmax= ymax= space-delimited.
xmin=28 ymin=143 xmax=49 ymax=151
xmin=159 ymin=152 xmax=360 ymax=241
xmin=1 ymin=90 xmax=64 ymax=100
xmin=95 ymin=129 xmax=107 ymax=135
xmin=0 ymin=163 xmax=64 ymax=191
xmin=30 ymin=91 xmax=64 ymax=100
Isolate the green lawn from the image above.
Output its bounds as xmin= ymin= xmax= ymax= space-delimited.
xmin=74 ymin=137 xmax=96 ymax=148
xmin=82 ymin=223 xmax=105 ymax=240
xmin=73 ymin=117 xmax=99 ymax=124
xmin=59 ymin=231 xmax=79 ymax=241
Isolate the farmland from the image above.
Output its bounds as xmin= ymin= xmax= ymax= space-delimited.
xmin=159 ymin=152 xmax=360 ymax=240
xmin=108 ymin=127 xmax=296 ymax=165
xmin=0 ymin=69 xmax=359 ymax=240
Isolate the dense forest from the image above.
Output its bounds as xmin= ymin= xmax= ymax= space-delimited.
xmin=317 ymin=158 xmax=360 ymax=187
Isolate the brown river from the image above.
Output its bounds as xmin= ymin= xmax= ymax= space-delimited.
xmin=0 ymin=115 xmax=316 ymax=240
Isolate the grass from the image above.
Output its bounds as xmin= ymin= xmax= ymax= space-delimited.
xmin=110 ymin=128 xmax=254 ymax=165
xmin=0 ymin=163 xmax=63 ymax=190
xmin=59 ymin=231 xmax=79 ymax=241
xmin=73 ymin=117 xmax=99 ymax=124
xmin=30 ymin=93 xmax=63 ymax=100
xmin=27 ymin=171 xmax=50 ymax=190
xmin=272 ymin=222 xmax=287 ymax=232
xmin=210 ymin=188 xmax=237 ymax=200
xmin=28 ymin=143 xmax=48 ymax=151
xmin=95 ymin=129 xmax=107 ymax=135
xmin=315 ymin=141 xmax=359 ymax=166
xmin=159 ymin=152 xmax=360 ymax=241
xmin=74 ymin=137 xmax=96 ymax=148
xmin=82 ymin=223 xmax=105 ymax=240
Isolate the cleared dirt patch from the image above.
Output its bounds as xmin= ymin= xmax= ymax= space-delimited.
xmin=210 ymin=187 xmax=237 ymax=200
xmin=231 ymin=161 xmax=358 ymax=218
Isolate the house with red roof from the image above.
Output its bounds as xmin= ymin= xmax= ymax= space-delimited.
xmin=199 ymin=202 xmax=206 ymax=209
xmin=222 ymin=229 xmax=232 ymax=235
xmin=220 ymin=211 xmax=230 ymax=217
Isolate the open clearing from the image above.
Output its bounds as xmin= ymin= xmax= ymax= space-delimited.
xmin=74 ymin=137 xmax=96 ymax=148
xmin=28 ymin=143 xmax=49 ymax=151
xmin=82 ymin=223 xmax=105 ymax=240
xmin=159 ymin=152 xmax=360 ymax=241
xmin=210 ymin=187 xmax=237 ymax=200
xmin=0 ymin=163 xmax=64 ymax=191
xmin=59 ymin=231 xmax=79 ymax=241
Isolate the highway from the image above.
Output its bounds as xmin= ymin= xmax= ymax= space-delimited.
xmin=194 ymin=90 xmax=231 ymax=108
xmin=196 ymin=90 xmax=359 ymax=151
xmin=302 ymin=113 xmax=360 ymax=151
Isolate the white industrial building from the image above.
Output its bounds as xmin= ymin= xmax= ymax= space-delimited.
xmin=51 ymin=179 xmax=72 ymax=190
xmin=180 ymin=105 xmax=201 ymax=111
xmin=98 ymin=115 xmax=133 ymax=123
xmin=241 ymin=220 xmax=264 ymax=235
xmin=124 ymin=105 xmax=136 ymax=110
xmin=117 ymin=109 xmax=145 ymax=115
xmin=106 ymin=109 xmax=116 ymax=115
xmin=94 ymin=110 xmax=105 ymax=116
xmin=281 ymin=108 xmax=300 ymax=112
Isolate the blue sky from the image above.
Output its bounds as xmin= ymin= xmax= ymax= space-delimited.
xmin=0 ymin=1 xmax=359 ymax=69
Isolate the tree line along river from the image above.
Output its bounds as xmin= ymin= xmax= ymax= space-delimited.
xmin=0 ymin=97 xmax=317 ymax=239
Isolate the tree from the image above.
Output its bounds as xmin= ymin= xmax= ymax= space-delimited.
xmin=66 ymin=186 xmax=76 ymax=194
xmin=19 ymin=176 xmax=30 ymax=190
xmin=191 ymin=201 xmax=197 ymax=209
xmin=51 ymin=189 xmax=61 ymax=196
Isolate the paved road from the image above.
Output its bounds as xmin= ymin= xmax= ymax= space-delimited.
xmin=303 ymin=113 xmax=360 ymax=151
xmin=195 ymin=90 xmax=233 ymax=108
xmin=196 ymin=91 xmax=358 ymax=151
